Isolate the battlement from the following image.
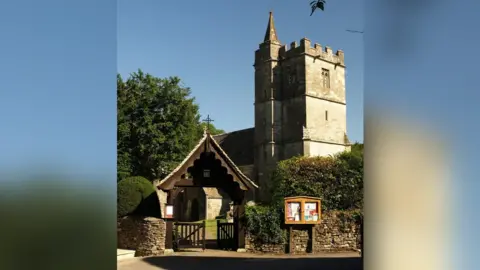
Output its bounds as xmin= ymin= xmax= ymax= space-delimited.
xmin=279 ymin=38 xmax=345 ymax=66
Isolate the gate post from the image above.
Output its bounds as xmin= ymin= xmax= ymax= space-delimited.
xmin=217 ymin=219 xmax=221 ymax=249
xmin=164 ymin=190 xmax=175 ymax=254
xmin=234 ymin=196 xmax=246 ymax=252
xmin=203 ymin=220 xmax=206 ymax=250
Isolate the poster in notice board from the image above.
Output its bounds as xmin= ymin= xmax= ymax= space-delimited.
xmin=286 ymin=202 xmax=301 ymax=222
xmin=304 ymin=202 xmax=319 ymax=221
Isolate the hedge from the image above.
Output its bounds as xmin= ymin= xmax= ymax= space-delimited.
xmin=245 ymin=205 xmax=285 ymax=245
xmin=270 ymin=148 xmax=363 ymax=211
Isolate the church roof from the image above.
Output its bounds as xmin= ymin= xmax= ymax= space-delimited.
xmin=213 ymin=128 xmax=255 ymax=166
xmin=157 ymin=131 xmax=258 ymax=191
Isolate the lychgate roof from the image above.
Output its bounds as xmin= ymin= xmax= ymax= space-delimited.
xmin=156 ymin=131 xmax=258 ymax=191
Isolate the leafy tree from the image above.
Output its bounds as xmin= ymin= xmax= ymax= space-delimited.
xmin=117 ymin=70 xmax=204 ymax=181
xmin=199 ymin=122 xmax=225 ymax=135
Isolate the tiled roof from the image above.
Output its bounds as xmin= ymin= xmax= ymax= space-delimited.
xmin=213 ymin=128 xmax=255 ymax=166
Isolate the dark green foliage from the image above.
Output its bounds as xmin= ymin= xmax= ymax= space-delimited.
xmin=337 ymin=209 xmax=363 ymax=228
xmin=117 ymin=71 xmax=227 ymax=181
xmin=117 ymin=176 xmax=161 ymax=217
xmin=199 ymin=122 xmax=225 ymax=135
xmin=271 ymin=144 xmax=363 ymax=211
xmin=245 ymin=205 xmax=285 ymax=245
xmin=117 ymin=71 xmax=203 ymax=180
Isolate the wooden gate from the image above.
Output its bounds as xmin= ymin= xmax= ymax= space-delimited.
xmin=173 ymin=221 xmax=206 ymax=250
xmin=217 ymin=220 xmax=235 ymax=250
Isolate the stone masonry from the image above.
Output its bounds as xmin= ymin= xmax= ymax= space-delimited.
xmin=135 ymin=217 xmax=166 ymax=257
xmin=245 ymin=210 xmax=361 ymax=254
xmin=117 ymin=216 xmax=167 ymax=257
xmin=117 ymin=216 xmax=142 ymax=250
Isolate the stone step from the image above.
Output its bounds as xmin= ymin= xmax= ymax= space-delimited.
xmin=117 ymin=249 xmax=135 ymax=261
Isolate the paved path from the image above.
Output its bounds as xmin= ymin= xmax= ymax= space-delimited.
xmin=118 ymin=250 xmax=362 ymax=270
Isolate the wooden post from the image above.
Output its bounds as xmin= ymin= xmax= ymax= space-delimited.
xmin=308 ymin=225 xmax=313 ymax=253
xmin=311 ymin=224 xmax=316 ymax=253
xmin=217 ymin=219 xmax=221 ymax=249
xmin=165 ymin=190 xmax=174 ymax=251
xmin=202 ymin=220 xmax=206 ymax=251
xmin=289 ymin=225 xmax=294 ymax=254
xmin=234 ymin=195 xmax=246 ymax=251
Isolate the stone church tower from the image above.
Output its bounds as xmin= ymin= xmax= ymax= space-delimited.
xmin=253 ymin=12 xmax=350 ymax=201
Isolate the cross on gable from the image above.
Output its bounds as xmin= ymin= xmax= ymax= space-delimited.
xmin=202 ymin=114 xmax=214 ymax=133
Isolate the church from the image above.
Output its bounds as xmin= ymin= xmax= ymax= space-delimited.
xmin=155 ymin=12 xmax=351 ymax=221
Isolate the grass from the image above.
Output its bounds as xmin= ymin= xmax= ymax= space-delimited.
xmin=194 ymin=218 xmax=227 ymax=239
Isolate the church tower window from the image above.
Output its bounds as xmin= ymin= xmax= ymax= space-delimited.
xmin=325 ymin=110 xmax=328 ymax=121
xmin=321 ymin=68 xmax=330 ymax=88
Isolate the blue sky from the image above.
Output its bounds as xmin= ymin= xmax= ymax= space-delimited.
xmin=0 ymin=0 xmax=116 ymax=172
xmin=117 ymin=0 xmax=364 ymax=143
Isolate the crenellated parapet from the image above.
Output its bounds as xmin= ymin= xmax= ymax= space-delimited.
xmin=279 ymin=38 xmax=345 ymax=67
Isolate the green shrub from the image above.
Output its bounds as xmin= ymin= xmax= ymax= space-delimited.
xmin=245 ymin=205 xmax=285 ymax=245
xmin=117 ymin=176 xmax=160 ymax=217
xmin=271 ymin=148 xmax=363 ymax=211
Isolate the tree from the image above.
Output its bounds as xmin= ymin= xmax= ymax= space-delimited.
xmin=199 ymin=122 xmax=225 ymax=135
xmin=117 ymin=70 xmax=204 ymax=181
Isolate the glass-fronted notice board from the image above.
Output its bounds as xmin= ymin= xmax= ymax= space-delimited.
xmin=284 ymin=196 xmax=321 ymax=225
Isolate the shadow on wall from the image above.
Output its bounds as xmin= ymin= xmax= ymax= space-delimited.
xmin=140 ymin=256 xmax=361 ymax=270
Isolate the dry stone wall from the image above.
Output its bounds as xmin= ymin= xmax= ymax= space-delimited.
xmin=291 ymin=227 xmax=311 ymax=254
xmin=245 ymin=234 xmax=286 ymax=254
xmin=117 ymin=216 xmax=142 ymax=249
xmin=117 ymin=216 xmax=167 ymax=257
xmin=313 ymin=211 xmax=361 ymax=252
xmin=135 ymin=217 xmax=166 ymax=256
xmin=246 ymin=210 xmax=361 ymax=254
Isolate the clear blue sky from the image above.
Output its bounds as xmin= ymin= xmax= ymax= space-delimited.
xmin=0 ymin=0 xmax=117 ymax=173
xmin=117 ymin=0 xmax=364 ymax=143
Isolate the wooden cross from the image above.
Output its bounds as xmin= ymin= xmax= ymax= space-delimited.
xmin=202 ymin=114 xmax=214 ymax=132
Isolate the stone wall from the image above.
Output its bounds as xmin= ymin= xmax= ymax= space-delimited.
xmin=117 ymin=216 xmax=167 ymax=257
xmin=313 ymin=211 xmax=361 ymax=252
xmin=245 ymin=234 xmax=285 ymax=254
xmin=246 ymin=210 xmax=361 ymax=254
xmin=117 ymin=216 xmax=142 ymax=249
xmin=135 ymin=217 xmax=166 ymax=256
xmin=290 ymin=226 xmax=311 ymax=254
